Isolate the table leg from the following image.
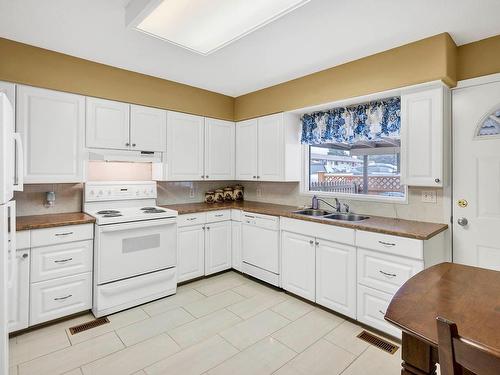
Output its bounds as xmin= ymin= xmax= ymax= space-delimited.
xmin=400 ymin=332 xmax=437 ymax=375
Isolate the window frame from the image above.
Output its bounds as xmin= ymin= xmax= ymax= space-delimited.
xmin=300 ymin=145 xmax=408 ymax=204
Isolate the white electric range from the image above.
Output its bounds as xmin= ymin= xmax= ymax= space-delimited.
xmin=84 ymin=181 xmax=178 ymax=317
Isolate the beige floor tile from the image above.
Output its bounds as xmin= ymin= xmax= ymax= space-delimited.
xmin=141 ymin=288 xmax=206 ymax=316
xmin=18 ymin=332 xmax=124 ymax=375
xmin=271 ymin=299 xmax=315 ymax=321
xmin=274 ymin=339 xmax=356 ymax=375
xmin=68 ymin=307 xmax=148 ymax=345
xmin=184 ymin=290 xmax=245 ymax=318
xmin=190 ymin=272 xmax=248 ymax=296
xmin=227 ymin=292 xmax=287 ymax=319
xmin=116 ymin=307 xmax=195 ymax=346
xmin=169 ymin=309 xmax=241 ymax=348
xmin=323 ymin=320 xmax=370 ymax=356
xmin=341 ymin=345 xmax=402 ymax=375
xmin=231 ymin=281 xmax=284 ymax=299
xmin=144 ymin=335 xmax=238 ymax=375
xmin=81 ymin=334 xmax=180 ymax=375
xmin=220 ymin=310 xmax=290 ymax=350
xmin=207 ymin=337 xmax=296 ymax=375
xmin=10 ymin=328 xmax=70 ymax=366
xmin=131 ymin=371 xmax=146 ymax=375
xmin=63 ymin=369 xmax=83 ymax=375
xmin=272 ymin=309 xmax=343 ymax=353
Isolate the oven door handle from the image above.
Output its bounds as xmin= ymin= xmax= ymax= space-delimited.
xmin=98 ymin=217 xmax=177 ymax=233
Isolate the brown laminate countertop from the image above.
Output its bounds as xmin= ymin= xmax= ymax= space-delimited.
xmin=17 ymin=212 xmax=96 ymax=231
xmin=161 ymin=201 xmax=448 ymax=240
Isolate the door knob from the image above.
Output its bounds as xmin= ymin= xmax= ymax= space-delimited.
xmin=457 ymin=217 xmax=468 ymax=226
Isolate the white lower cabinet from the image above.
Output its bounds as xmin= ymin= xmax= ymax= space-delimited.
xmin=177 ymin=224 xmax=205 ymax=283
xmin=205 ymin=221 xmax=232 ymax=275
xmin=8 ymin=248 xmax=30 ymax=333
xmin=30 ymin=272 xmax=92 ymax=326
xmin=281 ymin=231 xmax=315 ymax=301
xmin=316 ymin=239 xmax=357 ymax=319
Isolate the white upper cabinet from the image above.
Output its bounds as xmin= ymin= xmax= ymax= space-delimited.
xmin=17 ymin=85 xmax=85 ymax=183
xmin=166 ymin=111 xmax=205 ymax=181
xmin=401 ymin=85 xmax=449 ymax=187
xmin=205 ymin=118 xmax=235 ymax=180
xmin=236 ymin=113 xmax=301 ymax=182
xmin=130 ymin=104 xmax=167 ymax=152
xmin=235 ymin=119 xmax=258 ymax=180
xmin=86 ymin=97 xmax=130 ymax=150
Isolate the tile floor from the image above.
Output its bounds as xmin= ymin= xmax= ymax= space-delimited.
xmin=9 ymin=271 xmax=403 ymax=375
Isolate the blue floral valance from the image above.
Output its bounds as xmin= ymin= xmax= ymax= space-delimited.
xmin=301 ymin=97 xmax=401 ymax=145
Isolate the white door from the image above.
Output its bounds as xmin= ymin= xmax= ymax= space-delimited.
xmin=316 ymin=239 xmax=356 ymax=319
xmin=204 ymin=118 xmax=235 ymax=180
xmin=8 ymin=249 xmax=30 ymax=332
xmin=235 ymin=119 xmax=258 ymax=180
xmin=281 ymin=231 xmax=315 ymax=301
xmin=258 ymin=113 xmax=283 ymax=181
xmin=17 ymin=85 xmax=85 ymax=183
xmin=86 ymin=97 xmax=130 ymax=150
xmin=130 ymin=105 xmax=166 ymax=152
xmin=401 ymin=87 xmax=445 ymax=187
xmin=453 ymin=79 xmax=500 ymax=270
xmin=205 ymin=221 xmax=231 ymax=275
xmin=166 ymin=112 xmax=205 ymax=181
xmin=177 ymin=224 xmax=205 ymax=283
xmin=231 ymin=221 xmax=242 ymax=272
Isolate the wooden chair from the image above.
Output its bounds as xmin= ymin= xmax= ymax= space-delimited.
xmin=437 ymin=316 xmax=500 ymax=375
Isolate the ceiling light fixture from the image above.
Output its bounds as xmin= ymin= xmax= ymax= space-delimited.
xmin=126 ymin=0 xmax=310 ymax=55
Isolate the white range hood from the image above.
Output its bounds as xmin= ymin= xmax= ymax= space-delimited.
xmin=88 ymin=149 xmax=162 ymax=163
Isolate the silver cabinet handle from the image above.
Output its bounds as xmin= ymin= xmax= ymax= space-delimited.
xmin=54 ymin=258 xmax=73 ymax=264
xmin=201 ymin=175 xmax=205 ymax=179
xmin=309 ymin=240 xmax=314 ymax=245
xmin=379 ymin=310 xmax=386 ymax=315
xmin=206 ymin=175 xmax=209 ymax=178
xmin=187 ymin=217 xmax=197 ymax=221
xmin=244 ymin=215 xmax=255 ymax=219
xmin=206 ymin=226 xmax=210 ymax=230
xmin=252 ymin=176 xmax=256 ymax=179
xmin=202 ymin=226 xmax=206 ymax=230
xmin=379 ymin=270 xmax=397 ymax=278
xmin=215 ymin=214 xmax=224 ymax=217
xmin=435 ymin=178 xmax=440 ymax=183
xmin=378 ymin=241 xmax=395 ymax=247
xmin=22 ymin=253 xmax=28 ymax=259
xmin=315 ymin=241 xmax=319 ymax=246
xmin=125 ymin=142 xmax=130 ymax=146
xmin=54 ymin=294 xmax=72 ymax=301
xmin=55 ymin=232 xmax=73 ymax=237
xmin=132 ymin=143 xmax=136 ymax=147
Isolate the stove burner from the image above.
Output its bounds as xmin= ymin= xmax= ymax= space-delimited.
xmin=140 ymin=207 xmax=157 ymax=210
xmin=143 ymin=209 xmax=166 ymax=214
xmin=103 ymin=213 xmax=123 ymax=218
xmin=97 ymin=210 xmax=121 ymax=215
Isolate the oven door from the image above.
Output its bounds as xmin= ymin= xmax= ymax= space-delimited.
xmin=95 ymin=218 xmax=177 ymax=285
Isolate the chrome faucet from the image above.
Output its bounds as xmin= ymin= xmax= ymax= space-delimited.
xmin=311 ymin=195 xmax=342 ymax=212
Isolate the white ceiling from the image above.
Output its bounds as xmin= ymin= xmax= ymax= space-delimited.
xmin=0 ymin=0 xmax=499 ymax=97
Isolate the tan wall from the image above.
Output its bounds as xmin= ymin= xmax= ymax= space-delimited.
xmin=0 ymin=38 xmax=234 ymax=120
xmin=457 ymin=34 xmax=500 ymax=81
xmin=234 ymin=33 xmax=457 ymax=121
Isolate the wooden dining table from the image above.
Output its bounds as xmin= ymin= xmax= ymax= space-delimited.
xmin=385 ymin=262 xmax=500 ymax=375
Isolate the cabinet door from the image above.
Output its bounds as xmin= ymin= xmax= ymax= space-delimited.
xmin=166 ymin=112 xmax=205 ymax=181
xmin=205 ymin=221 xmax=231 ymax=275
xmin=401 ymin=87 xmax=444 ymax=186
xmin=231 ymin=221 xmax=242 ymax=272
xmin=235 ymin=119 xmax=258 ymax=180
xmin=258 ymin=113 xmax=283 ymax=181
xmin=281 ymin=231 xmax=315 ymax=301
xmin=8 ymin=249 xmax=30 ymax=332
xmin=130 ymin=104 xmax=166 ymax=152
xmin=316 ymin=239 xmax=356 ymax=319
xmin=86 ymin=97 xmax=130 ymax=150
xmin=205 ymin=118 xmax=235 ymax=180
xmin=17 ymin=85 xmax=85 ymax=183
xmin=177 ymin=224 xmax=205 ymax=283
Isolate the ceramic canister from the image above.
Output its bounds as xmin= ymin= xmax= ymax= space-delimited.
xmin=233 ymin=185 xmax=244 ymax=201
xmin=223 ymin=187 xmax=234 ymax=201
xmin=214 ymin=189 xmax=224 ymax=203
xmin=205 ymin=191 xmax=215 ymax=204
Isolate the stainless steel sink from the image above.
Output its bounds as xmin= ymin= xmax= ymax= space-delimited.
xmin=293 ymin=209 xmax=332 ymax=217
xmin=323 ymin=213 xmax=370 ymax=221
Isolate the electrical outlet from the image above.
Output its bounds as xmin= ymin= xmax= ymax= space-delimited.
xmin=189 ymin=187 xmax=195 ymax=198
xmin=256 ymin=186 xmax=262 ymax=198
xmin=421 ymin=190 xmax=437 ymax=203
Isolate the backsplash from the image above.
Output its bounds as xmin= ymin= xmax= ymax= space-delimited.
xmin=14 ymin=184 xmax=83 ymax=216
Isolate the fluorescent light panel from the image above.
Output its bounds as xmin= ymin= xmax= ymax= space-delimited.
xmin=129 ymin=0 xmax=310 ymax=55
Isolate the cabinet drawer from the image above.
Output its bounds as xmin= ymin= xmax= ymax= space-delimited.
xmin=357 ymin=284 xmax=400 ymax=338
xmin=31 ymin=240 xmax=93 ymax=283
xmin=31 ymin=224 xmax=93 ymax=248
xmin=281 ymin=217 xmax=355 ymax=246
xmin=355 ymin=231 xmax=423 ymax=259
xmin=206 ymin=210 xmax=231 ymax=223
xmin=30 ymin=272 xmax=92 ymax=325
xmin=16 ymin=230 xmax=30 ymax=249
xmin=177 ymin=213 xmax=206 ymax=228
xmin=358 ymin=248 xmax=423 ymax=294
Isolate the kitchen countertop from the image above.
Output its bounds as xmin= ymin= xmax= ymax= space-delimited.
xmin=161 ymin=201 xmax=448 ymax=240
xmin=16 ymin=212 xmax=96 ymax=231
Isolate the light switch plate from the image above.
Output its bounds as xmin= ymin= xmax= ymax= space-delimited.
xmin=421 ymin=190 xmax=437 ymax=203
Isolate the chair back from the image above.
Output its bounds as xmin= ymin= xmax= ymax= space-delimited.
xmin=437 ymin=316 xmax=500 ymax=375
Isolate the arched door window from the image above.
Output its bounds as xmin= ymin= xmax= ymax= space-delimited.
xmin=477 ymin=107 xmax=500 ymax=137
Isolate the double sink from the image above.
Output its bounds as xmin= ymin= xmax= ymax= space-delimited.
xmin=292 ymin=208 xmax=369 ymax=222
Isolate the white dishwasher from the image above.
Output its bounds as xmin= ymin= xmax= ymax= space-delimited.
xmin=241 ymin=212 xmax=280 ymax=286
